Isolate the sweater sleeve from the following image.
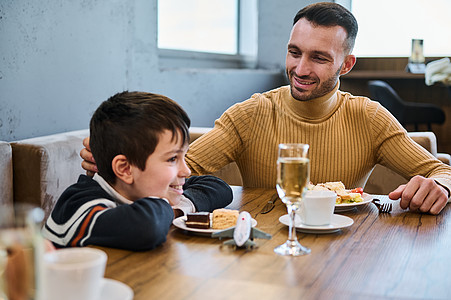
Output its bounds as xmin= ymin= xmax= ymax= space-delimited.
xmin=182 ymin=175 xmax=233 ymax=212
xmin=186 ymin=99 xmax=254 ymax=176
xmin=368 ymin=101 xmax=451 ymax=198
xmin=84 ymin=198 xmax=174 ymax=251
xmin=43 ymin=178 xmax=174 ymax=251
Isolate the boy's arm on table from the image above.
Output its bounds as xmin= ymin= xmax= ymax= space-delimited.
xmin=44 ymin=198 xmax=174 ymax=251
xmin=182 ymin=175 xmax=233 ymax=212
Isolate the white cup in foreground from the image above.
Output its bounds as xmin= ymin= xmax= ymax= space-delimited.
xmin=42 ymin=248 xmax=107 ymax=300
xmin=298 ymin=190 xmax=337 ymax=226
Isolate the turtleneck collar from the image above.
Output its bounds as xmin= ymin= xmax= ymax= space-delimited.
xmin=283 ymin=81 xmax=341 ymax=122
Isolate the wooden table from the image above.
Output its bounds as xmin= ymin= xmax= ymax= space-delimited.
xmin=97 ymin=186 xmax=451 ymax=300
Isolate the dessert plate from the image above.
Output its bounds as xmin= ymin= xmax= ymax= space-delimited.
xmin=173 ymin=215 xmax=257 ymax=235
xmin=100 ymin=278 xmax=133 ymax=300
xmin=334 ymin=192 xmax=373 ymax=212
xmin=279 ymin=214 xmax=353 ymax=234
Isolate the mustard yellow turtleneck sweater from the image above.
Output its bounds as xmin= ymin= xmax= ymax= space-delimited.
xmin=186 ymin=84 xmax=451 ymax=194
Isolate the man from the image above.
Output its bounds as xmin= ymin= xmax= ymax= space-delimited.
xmin=82 ymin=2 xmax=451 ymax=214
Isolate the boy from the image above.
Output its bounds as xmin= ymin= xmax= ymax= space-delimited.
xmin=42 ymin=91 xmax=233 ymax=251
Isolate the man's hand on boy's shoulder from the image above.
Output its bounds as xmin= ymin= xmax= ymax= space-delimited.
xmin=81 ymin=136 xmax=97 ymax=176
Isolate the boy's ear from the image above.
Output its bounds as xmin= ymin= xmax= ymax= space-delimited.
xmin=112 ymin=155 xmax=134 ymax=184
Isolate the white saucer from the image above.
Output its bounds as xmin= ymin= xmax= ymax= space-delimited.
xmin=173 ymin=215 xmax=257 ymax=236
xmin=100 ymin=278 xmax=133 ymax=300
xmin=279 ymin=214 xmax=354 ymax=234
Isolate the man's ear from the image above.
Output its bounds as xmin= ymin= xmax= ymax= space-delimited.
xmin=112 ymin=155 xmax=134 ymax=185
xmin=339 ymin=54 xmax=356 ymax=76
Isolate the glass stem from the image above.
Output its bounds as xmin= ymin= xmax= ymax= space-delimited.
xmin=288 ymin=204 xmax=297 ymax=243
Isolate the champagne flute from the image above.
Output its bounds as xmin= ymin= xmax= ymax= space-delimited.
xmin=0 ymin=204 xmax=45 ymax=300
xmin=274 ymin=143 xmax=311 ymax=256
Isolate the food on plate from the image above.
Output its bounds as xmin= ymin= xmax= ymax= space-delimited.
xmin=212 ymin=208 xmax=239 ymax=229
xmin=350 ymin=187 xmax=364 ymax=195
xmin=308 ymin=181 xmax=364 ymax=204
xmin=185 ymin=212 xmax=210 ymax=229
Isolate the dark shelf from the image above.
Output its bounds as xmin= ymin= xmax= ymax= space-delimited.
xmin=343 ymin=70 xmax=425 ymax=79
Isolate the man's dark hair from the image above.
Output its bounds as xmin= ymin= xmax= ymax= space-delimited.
xmin=90 ymin=91 xmax=190 ymax=184
xmin=293 ymin=2 xmax=358 ymax=54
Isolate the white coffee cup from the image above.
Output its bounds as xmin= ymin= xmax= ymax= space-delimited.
xmin=41 ymin=247 xmax=107 ymax=300
xmin=298 ymin=190 xmax=336 ymax=226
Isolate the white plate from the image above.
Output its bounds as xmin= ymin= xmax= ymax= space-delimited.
xmin=334 ymin=192 xmax=373 ymax=212
xmin=279 ymin=214 xmax=354 ymax=234
xmin=100 ymin=278 xmax=133 ymax=300
xmin=173 ymin=215 xmax=257 ymax=235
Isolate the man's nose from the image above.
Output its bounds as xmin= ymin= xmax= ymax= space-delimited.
xmin=294 ymin=56 xmax=311 ymax=76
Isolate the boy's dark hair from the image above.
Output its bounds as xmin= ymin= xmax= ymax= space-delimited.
xmin=293 ymin=2 xmax=358 ymax=54
xmin=90 ymin=91 xmax=190 ymax=184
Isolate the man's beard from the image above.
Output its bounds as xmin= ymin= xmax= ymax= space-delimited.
xmin=286 ymin=64 xmax=342 ymax=101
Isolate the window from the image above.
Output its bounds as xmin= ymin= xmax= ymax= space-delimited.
xmin=158 ymin=0 xmax=238 ymax=54
xmin=157 ymin=0 xmax=257 ymax=68
xmin=349 ymin=0 xmax=451 ymax=57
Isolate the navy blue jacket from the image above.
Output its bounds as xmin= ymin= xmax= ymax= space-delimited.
xmin=43 ymin=175 xmax=232 ymax=251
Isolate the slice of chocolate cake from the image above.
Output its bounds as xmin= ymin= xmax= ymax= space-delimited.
xmin=185 ymin=212 xmax=210 ymax=229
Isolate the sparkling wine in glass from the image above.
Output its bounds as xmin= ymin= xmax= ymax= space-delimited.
xmin=274 ymin=143 xmax=311 ymax=256
xmin=0 ymin=204 xmax=45 ymax=300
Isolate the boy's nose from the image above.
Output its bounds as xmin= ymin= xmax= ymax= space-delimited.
xmin=179 ymin=160 xmax=191 ymax=177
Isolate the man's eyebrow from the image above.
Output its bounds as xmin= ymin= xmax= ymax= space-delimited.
xmin=287 ymin=44 xmax=332 ymax=59
xmin=311 ymin=50 xmax=333 ymax=60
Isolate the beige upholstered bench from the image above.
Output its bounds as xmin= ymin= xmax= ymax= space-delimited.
xmin=11 ymin=129 xmax=89 ymax=218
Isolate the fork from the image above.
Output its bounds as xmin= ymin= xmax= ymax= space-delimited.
xmin=372 ymin=199 xmax=393 ymax=213
xmin=260 ymin=193 xmax=279 ymax=214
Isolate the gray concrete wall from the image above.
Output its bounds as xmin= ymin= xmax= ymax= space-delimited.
xmin=0 ymin=0 xmax=316 ymax=141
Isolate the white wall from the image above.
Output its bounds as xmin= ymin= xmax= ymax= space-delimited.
xmin=0 ymin=0 xmax=317 ymax=141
